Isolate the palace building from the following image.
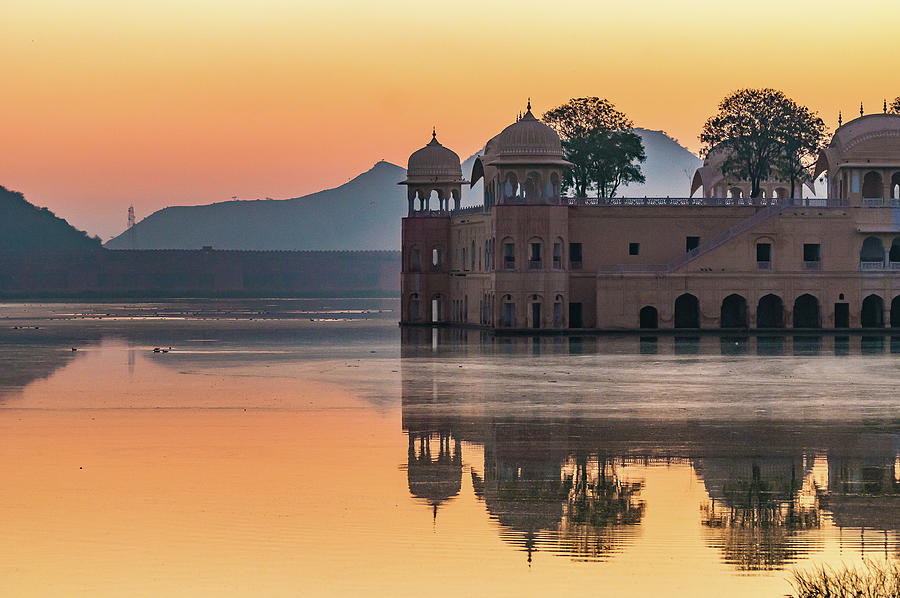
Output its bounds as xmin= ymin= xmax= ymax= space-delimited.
xmin=400 ymin=105 xmax=900 ymax=331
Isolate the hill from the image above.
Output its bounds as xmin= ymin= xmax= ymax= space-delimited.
xmin=0 ymin=186 xmax=101 ymax=252
xmin=106 ymin=162 xmax=407 ymax=250
xmin=106 ymin=132 xmax=702 ymax=251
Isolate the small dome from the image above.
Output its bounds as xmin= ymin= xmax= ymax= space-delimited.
xmin=406 ymin=132 xmax=463 ymax=180
xmin=491 ymin=105 xmax=567 ymax=165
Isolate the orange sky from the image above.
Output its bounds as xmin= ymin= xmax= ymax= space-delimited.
xmin=2 ymin=0 xmax=898 ymax=239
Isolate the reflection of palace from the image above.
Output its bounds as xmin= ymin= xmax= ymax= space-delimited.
xmin=400 ymin=108 xmax=900 ymax=331
xmin=399 ymin=333 xmax=900 ymax=569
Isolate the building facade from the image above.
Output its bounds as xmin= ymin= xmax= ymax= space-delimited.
xmin=401 ymin=109 xmax=900 ymax=331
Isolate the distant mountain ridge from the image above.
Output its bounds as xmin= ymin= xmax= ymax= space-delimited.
xmin=0 ymin=186 xmax=101 ymax=252
xmin=107 ymin=130 xmax=702 ymax=251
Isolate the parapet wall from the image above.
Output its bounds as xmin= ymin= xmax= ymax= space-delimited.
xmin=0 ymin=249 xmax=401 ymax=298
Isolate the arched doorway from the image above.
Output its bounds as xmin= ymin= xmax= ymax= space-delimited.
xmin=891 ymin=296 xmax=900 ymax=327
xmin=859 ymin=236 xmax=884 ymax=267
xmin=756 ymin=294 xmax=784 ymax=328
xmin=639 ymin=306 xmax=658 ymax=329
xmin=861 ymin=294 xmax=884 ymax=328
xmin=862 ymin=171 xmax=883 ymax=200
xmin=674 ymin=293 xmax=700 ymax=328
xmin=720 ymin=294 xmax=748 ymax=328
xmin=792 ymin=294 xmax=821 ymax=329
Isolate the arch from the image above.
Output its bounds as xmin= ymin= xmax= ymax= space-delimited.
xmin=720 ymin=294 xmax=748 ymax=328
xmin=549 ymin=171 xmax=561 ymax=201
xmin=503 ymin=172 xmax=519 ymax=201
xmin=524 ymin=171 xmax=542 ymax=203
xmin=501 ymin=236 xmax=515 ymax=270
xmin=409 ymin=246 xmax=421 ymax=272
xmin=408 ymin=293 xmax=420 ymax=321
xmin=431 ymin=246 xmax=442 ymax=268
xmin=890 ymin=238 xmax=900 ymax=263
xmin=891 ymin=296 xmax=900 ymax=327
xmin=527 ymin=236 xmax=543 ymax=269
xmin=892 ymin=172 xmax=900 ymax=200
xmin=862 ymin=171 xmax=883 ymax=199
xmin=861 ymin=294 xmax=884 ymax=328
xmin=792 ymin=294 xmax=821 ymax=329
xmin=430 ymin=294 xmax=444 ymax=323
xmin=428 ymin=189 xmax=442 ymax=211
xmin=774 ymin=187 xmax=788 ymax=200
xmin=553 ymin=294 xmax=564 ymax=328
xmin=674 ymin=293 xmax=700 ymax=328
xmin=728 ymin=187 xmax=743 ymax=199
xmin=501 ymin=294 xmax=516 ymax=328
xmin=639 ymin=306 xmax=658 ymax=329
xmin=449 ymin=188 xmax=460 ymax=211
xmin=756 ymin=294 xmax=784 ymax=328
xmin=860 ymin=236 xmax=884 ymax=263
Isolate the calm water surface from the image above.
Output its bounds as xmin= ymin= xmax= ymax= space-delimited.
xmin=1 ymin=300 xmax=898 ymax=597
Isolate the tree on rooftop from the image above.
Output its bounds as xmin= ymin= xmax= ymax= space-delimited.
xmin=889 ymin=96 xmax=900 ymax=114
xmin=772 ymin=102 xmax=827 ymax=199
xmin=543 ymin=97 xmax=646 ymax=199
xmin=700 ymin=89 xmax=825 ymax=199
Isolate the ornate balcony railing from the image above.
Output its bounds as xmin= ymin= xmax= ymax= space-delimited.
xmin=757 ymin=261 xmax=771 ymax=270
xmin=528 ymin=259 xmax=542 ymax=270
xmin=803 ymin=261 xmax=821 ymax=270
xmin=860 ymin=261 xmax=885 ymax=270
xmin=863 ymin=198 xmax=885 ymax=207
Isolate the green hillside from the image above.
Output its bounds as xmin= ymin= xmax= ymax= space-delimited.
xmin=0 ymin=186 xmax=101 ymax=252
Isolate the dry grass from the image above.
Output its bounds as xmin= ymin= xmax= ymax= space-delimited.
xmin=790 ymin=559 xmax=900 ymax=598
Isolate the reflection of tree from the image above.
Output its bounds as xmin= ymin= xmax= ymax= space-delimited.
xmin=557 ymin=457 xmax=645 ymax=561
xmin=697 ymin=458 xmax=820 ymax=571
xmin=472 ymin=444 xmax=645 ymax=563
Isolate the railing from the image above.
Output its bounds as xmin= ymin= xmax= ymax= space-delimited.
xmin=503 ymin=258 xmax=515 ymax=270
xmin=863 ymin=198 xmax=884 ymax=207
xmin=570 ymin=260 xmax=582 ymax=270
xmin=528 ymin=259 xmax=542 ymax=270
xmin=860 ymin=261 xmax=885 ymax=270
xmin=454 ymin=205 xmax=486 ymax=215
xmin=597 ymin=263 xmax=668 ymax=273
xmin=891 ymin=261 xmax=900 ymax=269
xmin=757 ymin=261 xmax=771 ymax=270
xmin=803 ymin=261 xmax=821 ymax=270
xmin=665 ymin=204 xmax=785 ymax=273
xmin=566 ymin=196 xmax=853 ymax=208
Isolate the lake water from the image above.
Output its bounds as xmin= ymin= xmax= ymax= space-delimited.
xmin=1 ymin=300 xmax=898 ymax=597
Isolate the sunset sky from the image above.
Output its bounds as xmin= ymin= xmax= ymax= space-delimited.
xmin=3 ymin=0 xmax=898 ymax=239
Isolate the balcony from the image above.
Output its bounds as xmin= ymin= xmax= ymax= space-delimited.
xmin=570 ymin=260 xmax=582 ymax=270
xmin=757 ymin=261 xmax=771 ymax=270
xmin=528 ymin=259 xmax=542 ymax=270
xmin=860 ymin=260 xmax=885 ymax=270
xmin=863 ymin=197 xmax=884 ymax=207
xmin=802 ymin=261 xmax=821 ymax=270
xmin=503 ymin=258 xmax=515 ymax=270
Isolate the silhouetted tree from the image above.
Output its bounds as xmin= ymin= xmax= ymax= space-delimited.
xmin=772 ymin=103 xmax=827 ymax=199
xmin=700 ymin=89 xmax=825 ymax=199
xmin=889 ymin=96 xmax=900 ymax=114
xmin=543 ymin=97 xmax=646 ymax=199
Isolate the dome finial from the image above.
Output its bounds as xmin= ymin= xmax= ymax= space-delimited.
xmin=432 ymin=126 xmax=436 ymax=140
xmin=838 ymin=110 xmax=842 ymax=127
xmin=527 ymin=97 xmax=532 ymax=112
xmin=885 ymin=99 xmax=888 ymax=114
xmin=860 ymin=102 xmax=864 ymax=117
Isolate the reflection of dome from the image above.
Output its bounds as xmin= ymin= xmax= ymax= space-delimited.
xmin=488 ymin=104 xmax=569 ymax=166
xmin=406 ymin=432 xmax=462 ymax=511
xmin=405 ymin=132 xmax=463 ymax=181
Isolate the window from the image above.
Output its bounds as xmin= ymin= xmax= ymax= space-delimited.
xmin=553 ymin=242 xmax=562 ymax=269
xmin=686 ymin=236 xmax=700 ymax=252
xmin=461 ymin=247 xmax=467 ymax=270
xmin=410 ymin=248 xmax=421 ymax=272
xmin=629 ymin=242 xmax=640 ymax=256
xmin=803 ymin=243 xmax=821 ymax=269
xmin=568 ymin=302 xmax=583 ymax=328
xmin=757 ymin=242 xmax=771 ymax=269
xmin=803 ymin=243 xmax=820 ymax=261
xmin=471 ymin=240 xmax=476 ymax=270
xmin=503 ymin=242 xmax=515 ymax=270
xmin=432 ymin=248 xmax=440 ymax=267
xmin=529 ymin=242 xmax=542 ymax=269
xmin=569 ymin=243 xmax=583 ymax=269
